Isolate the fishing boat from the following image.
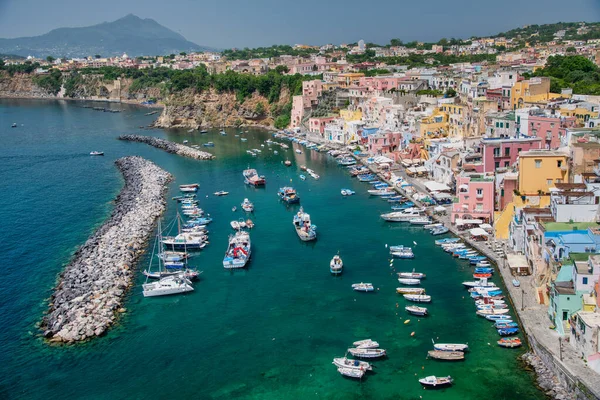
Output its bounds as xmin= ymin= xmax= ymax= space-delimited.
xmin=391 ymin=248 xmax=415 ymax=259
xmin=474 ymin=267 xmax=494 ymax=274
xmin=369 ymin=188 xmax=395 ymax=196
xmin=223 ymin=230 xmax=251 ymax=269
xmin=431 ymin=226 xmax=449 ymax=235
xmin=203 ymin=142 xmax=215 ymax=147
xmin=398 ymin=278 xmax=421 ymax=285
xmin=293 ymin=207 xmax=317 ymax=241
xmin=330 ymin=254 xmax=343 ymax=275
xmin=90 ymin=151 xmax=104 ymax=156
xmin=476 ymin=309 xmax=510 ymax=316
xmin=353 ymin=339 xmax=379 ymax=349
xmin=432 ymin=341 xmax=469 ymax=352
xmin=284 ymin=160 xmax=292 ymax=166
xmin=405 ymin=305 xmax=428 ymax=316
xmin=498 ymin=338 xmax=522 ymax=348
xmin=300 ymin=165 xmax=307 ymax=171
xmin=180 ymin=184 xmax=199 ymax=192
xmin=299 ymin=174 xmax=306 ymax=181
xmin=337 ymin=367 xmax=366 ymax=379
xmin=473 ymin=273 xmax=492 ymax=279
xmin=419 ymin=375 xmax=453 ymax=388
xmin=332 ymin=358 xmax=372 ymax=371
xmin=214 ymin=191 xmax=229 ymax=196
xmin=142 ymin=275 xmax=194 ymax=297
xmin=409 ymin=217 xmax=432 ymax=225
xmin=494 ymin=322 xmax=518 ymax=329
xmin=157 ymin=251 xmax=189 ymax=262
xmin=230 ymin=219 xmax=247 ymax=230
xmin=396 ymin=287 xmax=426 ymax=295
xmin=341 ymin=189 xmax=355 ymax=196
xmin=398 ymin=271 xmax=426 ymax=279
xmin=403 ymin=294 xmax=431 ymax=303
xmin=352 ymin=283 xmax=374 ymax=292
xmin=435 ymin=238 xmax=461 ymax=246
xmin=428 ymin=350 xmax=464 ymax=361
xmin=243 ymin=168 xmax=266 ymax=186
xmin=347 ymin=348 xmax=386 ymax=359
xmin=241 ymin=198 xmax=254 ymax=212
xmin=485 ymin=314 xmax=512 ymax=321
xmin=278 ymin=187 xmax=300 ymax=204
xmin=498 ymin=327 xmax=519 ymax=336
xmin=11 ymin=123 xmax=17 ymax=128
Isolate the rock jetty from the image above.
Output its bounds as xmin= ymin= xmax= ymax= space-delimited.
xmin=41 ymin=156 xmax=173 ymax=343
xmin=118 ymin=135 xmax=214 ymax=160
xmin=521 ymin=353 xmax=574 ymax=400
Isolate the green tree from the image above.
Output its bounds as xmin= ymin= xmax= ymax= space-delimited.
xmin=255 ymin=102 xmax=265 ymax=115
xmin=94 ymin=54 xmax=101 ymax=59
xmin=275 ymin=65 xmax=289 ymax=74
xmin=46 ymin=56 xmax=55 ymax=63
xmin=566 ymin=46 xmax=576 ymax=53
xmin=390 ymin=38 xmax=403 ymax=47
xmin=444 ymin=88 xmax=457 ymax=98
xmin=179 ymin=52 xmax=187 ymax=56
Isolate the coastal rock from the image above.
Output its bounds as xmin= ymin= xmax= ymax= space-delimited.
xmin=520 ymin=352 xmax=575 ymax=400
xmin=41 ymin=156 xmax=173 ymax=343
xmin=118 ymin=135 xmax=214 ymax=160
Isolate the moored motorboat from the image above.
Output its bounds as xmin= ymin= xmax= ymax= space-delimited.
xmin=427 ymin=350 xmax=465 ymax=361
xmin=398 ymin=278 xmax=421 ymax=285
xmin=498 ymin=338 xmax=522 ymax=348
xmin=142 ymin=275 xmax=194 ymax=297
xmin=391 ymin=249 xmax=414 ymax=259
xmin=337 ymin=367 xmax=365 ymax=379
xmin=498 ymin=327 xmax=520 ymax=336
xmin=278 ymin=187 xmax=300 ymax=204
xmin=476 ymin=309 xmax=510 ymax=316
xmin=403 ymin=294 xmax=431 ymax=303
xmin=352 ymin=283 xmax=374 ymax=292
xmin=293 ymin=207 xmax=317 ymax=241
xmin=214 ymin=191 xmax=229 ymax=196
xmin=353 ymin=339 xmax=379 ymax=349
xmin=347 ymin=347 xmax=386 ymax=358
xmin=241 ymin=198 xmax=254 ymax=212
xmin=90 ymin=151 xmax=104 ymax=156
xmin=435 ymin=238 xmax=461 ymax=245
xmin=419 ymin=375 xmax=453 ymax=388
xmin=179 ymin=184 xmax=199 ymax=192
xmin=223 ymin=230 xmax=251 ymax=269
xmin=405 ymin=305 xmax=428 ymax=316
xmin=432 ymin=342 xmax=469 ymax=352
xmin=431 ymin=226 xmax=449 ymax=235
xmin=332 ymin=357 xmax=372 ymax=371
xmin=398 ymin=271 xmax=426 ymax=279
xmin=341 ymin=188 xmax=356 ymax=196
xmin=330 ymin=254 xmax=343 ymax=275
xmin=284 ymin=160 xmax=292 ymax=166
xmin=396 ymin=287 xmax=426 ymax=295
xmin=243 ymin=168 xmax=266 ymax=186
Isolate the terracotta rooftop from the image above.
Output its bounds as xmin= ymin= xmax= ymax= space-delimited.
xmin=554 ymin=183 xmax=587 ymax=190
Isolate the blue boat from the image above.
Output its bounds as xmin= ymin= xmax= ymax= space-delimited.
xmin=185 ymin=217 xmax=213 ymax=225
xmin=492 ymin=318 xmax=514 ymax=324
xmin=368 ymin=180 xmax=382 ymax=186
xmin=485 ymin=314 xmax=512 ymax=321
xmin=341 ymin=188 xmax=355 ymax=196
xmin=357 ymin=175 xmax=376 ymax=182
xmin=391 ymin=202 xmax=415 ymax=210
xmin=469 ymin=256 xmax=488 ymax=264
xmin=435 ymin=238 xmax=461 ymax=245
xmin=474 ymin=267 xmax=494 ymax=274
xmin=374 ymin=183 xmax=389 ymax=189
xmin=498 ymin=327 xmax=519 ymax=336
xmin=299 ymin=174 xmax=306 ymax=181
xmin=278 ymin=187 xmax=300 ymax=204
xmin=494 ymin=322 xmax=518 ymax=329
xmin=203 ymin=142 xmax=215 ymax=147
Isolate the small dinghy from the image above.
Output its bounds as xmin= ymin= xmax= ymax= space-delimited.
xmin=347 ymin=347 xmax=386 ymax=359
xmin=398 ymin=271 xmax=426 ymax=279
xmin=494 ymin=322 xmax=518 ymax=329
xmin=330 ymin=254 xmax=343 ymax=275
xmin=341 ymin=188 xmax=356 ymax=196
xmin=427 ymin=350 xmax=464 ymax=361
xmin=419 ymin=375 xmax=453 ymax=388
xmin=214 ymin=191 xmax=229 ymax=196
xmin=405 ymin=305 xmax=428 ymax=316
xmin=352 ymin=283 xmax=374 ymax=292
xmin=432 ymin=341 xmax=468 ymax=352
xmin=353 ymin=339 xmax=379 ymax=349
xmin=90 ymin=151 xmax=104 ymax=156
xmin=498 ymin=327 xmax=519 ymax=336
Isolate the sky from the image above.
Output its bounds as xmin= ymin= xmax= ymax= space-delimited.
xmin=0 ymin=0 xmax=599 ymax=49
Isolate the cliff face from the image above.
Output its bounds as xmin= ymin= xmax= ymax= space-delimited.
xmin=0 ymin=72 xmax=54 ymax=98
xmin=153 ymin=86 xmax=290 ymax=129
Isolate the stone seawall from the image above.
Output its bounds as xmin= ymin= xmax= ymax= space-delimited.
xmin=118 ymin=135 xmax=214 ymax=160
xmin=41 ymin=156 xmax=173 ymax=343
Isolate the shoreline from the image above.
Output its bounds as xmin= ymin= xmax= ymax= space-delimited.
xmin=0 ymin=94 xmax=164 ymax=109
xmin=41 ymin=156 xmax=173 ymax=343
xmin=118 ymin=135 xmax=215 ymax=159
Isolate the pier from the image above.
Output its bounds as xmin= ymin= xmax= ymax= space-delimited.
xmin=118 ymin=135 xmax=215 ymax=160
xmin=41 ymin=156 xmax=173 ymax=342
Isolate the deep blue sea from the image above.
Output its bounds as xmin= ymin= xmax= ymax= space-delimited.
xmin=0 ymin=99 xmax=544 ymax=399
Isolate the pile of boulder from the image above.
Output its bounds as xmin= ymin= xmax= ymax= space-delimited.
xmin=118 ymin=135 xmax=214 ymax=160
xmin=41 ymin=156 xmax=172 ymax=342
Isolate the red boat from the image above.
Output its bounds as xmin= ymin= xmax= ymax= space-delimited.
xmin=243 ymin=168 xmax=266 ymax=186
xmin=473 ymin=273 xmax=492 ymax=279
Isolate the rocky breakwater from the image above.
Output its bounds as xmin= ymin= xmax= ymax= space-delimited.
xmin=41 ymin=156 xmax=173 ymax=343
xmin=118 ymin=135 xmax=214 ymax=160
xmin=521 ymin=353 xmax=574 ymax=400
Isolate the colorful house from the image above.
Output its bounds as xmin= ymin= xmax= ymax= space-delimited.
xmin=511 ymin=77 xmax=562 ymax=109
xmin=481 ymin=137 xmax=542 ymax=172
xmin=418 ymin=110 xmax=449 ymax=138
xmin=308 ymin=117 xmax=336 ymax=135
xmin=569 ymin=311 xmax=600 ymax=372
xmin=517 ymin=150 xmax=569 ymax=196
xmin=451 ymin=173 xmax=495 ymax=224
xmin=548 ymin=264 xmax=581 ymax=335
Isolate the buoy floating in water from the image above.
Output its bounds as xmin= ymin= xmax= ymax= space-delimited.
xmin=404 ymin=319 xmax=410 ymax=324
xmin=411 ymin=332 xmax=415 ymax=336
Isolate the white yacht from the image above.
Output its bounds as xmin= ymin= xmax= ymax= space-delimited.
xmin=142 ymin=275 xmax=194 ymax=297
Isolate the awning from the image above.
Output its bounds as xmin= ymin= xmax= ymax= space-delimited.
xmin=424 ymin=181 xmax=451 ymax=192
xmin=434 ymin=205 xmax=446 ymax=212
xmin=470 ymin=228 xmax=489 ymax=236
xmin=459 ymin=184 xmax=468 ymax=190
xmin=434 ymin=193 xmax=453 ymax=200
xmin=479 ymin=223 xmax=493 ymax=231
xmin=456 ymin=218 xmax=483 ymax=225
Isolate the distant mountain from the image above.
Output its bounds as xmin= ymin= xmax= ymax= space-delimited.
xmin=0 ymin=14 xmax=215 ymax=58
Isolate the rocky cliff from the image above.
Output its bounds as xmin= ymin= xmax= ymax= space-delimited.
xmin=0 ymin=72 xmax=54 ymax=98
xmin=153 ymin=87 xmax=290 ymax=129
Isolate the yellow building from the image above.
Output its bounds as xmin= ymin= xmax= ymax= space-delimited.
xmin=418 ymin=110 xmax=449 ymax=139
xmin=559 ymin=106 xmax=599 ymax=125
xmin=441 ymin=103 xmax=465 ymax=138
xmin=511 ymin=77 xmax=562 ymax=109
xmin=518 ymin=150 xmax=569 ymax=195
xmin=337 ymin=73 xmax=364 ymax=88
xmin=340 ymin=109 xmax=362 ymax=121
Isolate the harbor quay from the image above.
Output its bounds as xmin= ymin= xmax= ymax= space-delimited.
xmin=41 ymin=156 xmax=172 ymax=343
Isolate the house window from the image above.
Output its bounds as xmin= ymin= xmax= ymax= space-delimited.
xmin=517 ymin=147 xmax=522 ymax=153
xmin=493 ymin=148 xmax=500 ymax=157
xmin=535 ymin=159 xmax=542 ymax=168
xmin=547 ymin=179 xmax=553 ymax=186
xmin=475 ymin=203 xmax=484 ymax=211
xmin=495 ymin=162 xmax=500 ymax=169
xmin=506 ymin=123 xmax=510 ymax=129
xmin=500 ymin=122 xmax=504 ymax=128
xmin=495 ymin=122 xmax=499 ymax=128
xmin=556 ymin=179 xmax=562 ymax=183
xmin=505 ymin=147 xmax=510 ymax=156
xmin=476 ymin=188 xmax=483 ymax=195
xmin=557 ymin=160 xmax=562 ymax=168
xmin=583 ymin=277 xmax=588 ymax=284
xmin=505 ymin=161 xmax=510 ymax=167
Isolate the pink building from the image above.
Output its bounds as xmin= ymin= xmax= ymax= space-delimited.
xmin=308 ymin=117 xmax=336 ymax=135
xmin=451 ymin=173 xmax=495 ymax=224
xmin=526 ymin=115 xmax=577 ymax=150
xmin=302 ymin=80 xmax=323 ymax=105
xmin=290 ymin=63 xmax=315 ymax=75
xmin=367 ymin=131 xmax=402 ymax=157
xmin=358 ymin=76 xmax=401 ymax=92
xmin=481 ymin=137 xmax=542 ymax=172
xmin=291 ymin=96 xmax=306 ymax=128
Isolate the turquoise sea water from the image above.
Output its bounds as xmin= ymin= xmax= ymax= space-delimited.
xmin=0 ymin=99 xmax=544 ymax=400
